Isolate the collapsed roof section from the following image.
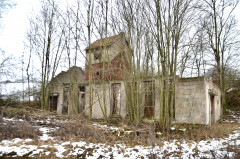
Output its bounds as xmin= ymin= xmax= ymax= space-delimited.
xmin=85 ymin=32 xmax=125 ymax=51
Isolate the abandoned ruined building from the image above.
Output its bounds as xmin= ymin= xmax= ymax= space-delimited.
xmin=48 ymin=32 xmax=222 ymax=125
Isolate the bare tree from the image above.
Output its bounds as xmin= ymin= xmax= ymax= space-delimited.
xmin=145 ymin=0 xmax=197 ymax=129
xmin=27 ymin=0 xmax=65 ymax=110
xmin=84 ymin=0 xmax=95 ymax=119
xmin=200 ymin=0 xmax=240 ymax=112
xmin=0 ymin=49 xmax=12 ymax=80
xmin=0 ymin=0 xmax=15 ymax=24
xmin=115 ymin=0 xmax=147 ymax=124
xmin=0 ymin=0 xmax=15 ymax=80
xmin=95 ymin=0 xmax=109 ymax=122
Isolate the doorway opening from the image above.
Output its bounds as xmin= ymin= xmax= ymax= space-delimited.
xmin=63 ymin=89 xmax=69 ymax=114
xmin=112 ymin=83 xmax=121 ymax=116
xmin=49 ymin=94 xmax=58 ymax=112
xmin=79 ymin=86 xmax=85 ymax=112
xmin=144 ymin=81 xmax=155 ymax=118
xmin=210 ymin=94 xmax=215 ymax=123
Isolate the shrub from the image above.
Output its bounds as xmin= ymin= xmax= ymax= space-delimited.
xmin=0 ymin=116 xmax=40 ymax=141
xmin=225 ymin=89 xmax=240 ymax=111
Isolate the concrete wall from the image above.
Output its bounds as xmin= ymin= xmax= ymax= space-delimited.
xmin=84 ymin=83 xmax=111 ymax=118
xmin=56 ymin=85 xmax=64 ymax=114
xmin=175 ymin=77 xmax=222 ymax=125
xmin=84 ymin=81 xmax=127 ymax=119
xmin=118 ymin=81 xmax=127 ymax=118
xmin=175 ymin=77 xmax=207 ymax=124
xmin=49 ymin=66 xmax=85 ymax=115
xmin=154 ymin=79 xmax=161 ymax=119
xmin=84 ymin=79 xmax=157 ymax=120
xmin=205 ymin=80 xmax=221 ymax=124
xmin=83 ymin=76 xmax=222 ymax=125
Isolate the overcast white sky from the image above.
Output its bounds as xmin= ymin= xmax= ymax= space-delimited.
xmin=1 ymin=0 xmax=240 ymax=57
xmin=0 ymin=0 xmax=79 ymax=81
xmin=0 ymin=0 xmax=39 ymax=56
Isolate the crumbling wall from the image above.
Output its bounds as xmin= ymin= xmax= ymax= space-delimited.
xmin=85 ymin=81 xmax=127 ymax=119
xmin=85 ymin=34 xmax=130 ymax=81
xmin=84 ymin=76 xmax=222 ymax=124
xmin=205 ymin=80 xmax=221 ymax=124
xmin=49 ymin=67 xmax=85 ymax=115
xmin=85 ymin=53 xmax=129 ymax=81
xmin=175 ymin=77 xmax=207 ymax=124
xmin=85 ymin=83 xmax=111 ymax=119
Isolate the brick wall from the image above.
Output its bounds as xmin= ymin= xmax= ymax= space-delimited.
xmin=85 ymin=53 xmax=130 ymax=81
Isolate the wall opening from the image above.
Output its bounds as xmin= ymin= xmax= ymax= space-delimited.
xmin=79 ymin=86 xmax=85 ymax=112
xmin=144 ymin=81 xmax=155 ymax=118
xmin=49 ymin=95 xmax=58 ymax=112
xmin=63 ymin=89 xmax=68 ymax=115
xmin=94 ymin=52 xmax=102 ymax=60
xmin=112 ymin=83 xmax=121 ymax=116
xmin=210 ymin=94 xmax=215 ymax=123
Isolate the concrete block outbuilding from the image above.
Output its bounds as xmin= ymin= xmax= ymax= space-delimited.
xmin=175 ymin=77 xmax=221 ymax=125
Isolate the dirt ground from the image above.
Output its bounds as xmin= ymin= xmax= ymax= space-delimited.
xmin=0 ymin=106 xmax=240 ymax=158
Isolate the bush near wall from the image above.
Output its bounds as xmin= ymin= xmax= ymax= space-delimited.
xmin=225 ymin=88 xmax=240 ymax=111
xmin=0 ymin=96 xmax=18 ymax=107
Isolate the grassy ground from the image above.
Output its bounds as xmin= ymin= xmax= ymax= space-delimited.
xmin=0 ymin=105 xmax=239 ymax=144
xmin=0 ymin=105 xmax=240 ymax=158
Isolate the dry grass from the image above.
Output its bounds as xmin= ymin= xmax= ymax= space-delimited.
xmin=0 ymin=153 xmax=76 ymax=159
xmin=163 ymin=122 xmax=239 ymax=142
xmin=1 ymin=106 xmax=238 ymax=147
xmin=0 ymin=105 xmax=239 ymax=158
xmin=0 ymin=105 xmax=239 ymax=148
xmin=0 ymin=105 xmax=66 ymax=123
xmin=0 ymin=106 xmax=29 ymax=119
xmin=51 ymin=120 xmax=107 ymax=143
xmin=48 ymin=118 xmax=158 ymax=146
xmin=0 ymin=116 xmax=40 ymax=141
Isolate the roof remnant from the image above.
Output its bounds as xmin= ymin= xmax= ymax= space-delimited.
xmin=85 ymin=32 xmax=125 ymax=51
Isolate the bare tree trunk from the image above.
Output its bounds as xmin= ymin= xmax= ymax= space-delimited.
xmin=86 ymin=0 xmax=94 ymax=120
xmin=202 ymin=0 xmax=239 ymax=115
xmin=28 ymin=0 xmax=65 ymax=111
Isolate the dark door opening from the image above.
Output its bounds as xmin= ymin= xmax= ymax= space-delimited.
xmin=144 ymin=81 xmax=155 ymax=118
xmin=49 ymin=95 xmax=58 ymax=112
xmin=79 ymin=86 xmax=85 ymax=112
xmin=210 ymin=95 xmax=215 ymax=123
xmin=112 ymin=83 xmax=121 ymax=116
xmin=63 ymin=90 xmax=68 ymax=115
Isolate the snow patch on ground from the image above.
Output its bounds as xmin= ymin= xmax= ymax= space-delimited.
xmin=39 ymin=127 xmax=55 ymax=141
xmin=1 ymin=116 xmax=240 ymax=158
